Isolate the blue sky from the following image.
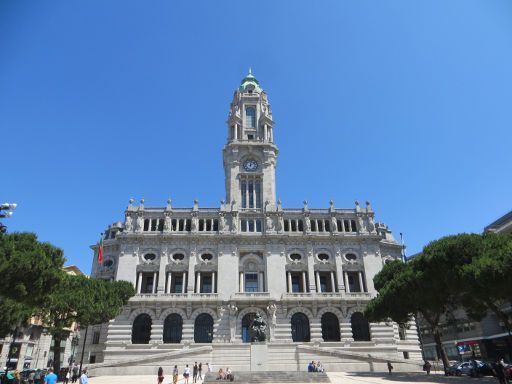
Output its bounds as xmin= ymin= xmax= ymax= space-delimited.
xmin=1 ymin=1 xmax=511 ymax=274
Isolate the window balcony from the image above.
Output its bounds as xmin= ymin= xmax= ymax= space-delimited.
xmin=232 ymin=292 xmax=270 ymax=301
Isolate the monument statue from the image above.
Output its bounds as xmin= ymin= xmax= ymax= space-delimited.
xmin=250 ymin=313 xmax=267 ymax=342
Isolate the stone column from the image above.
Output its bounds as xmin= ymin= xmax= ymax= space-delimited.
xmin=301 ymin=271 xmax=307 ymax=293
xmin=330 ymin=271 xmax=336 ymax=293
xmin=307 ymin=251 xmax=316 ymax=292
xmin=240 ymin=272 xmax=245 ymax=293
xmin=166 ymin=272 xmax=172 ymax=294
xmin=137 ymin=272 xmax=142 ymax=294
xmin=287 ymin=272 xmax=292 ymax=293
xmin=334 ymin=250 xmax=345 ymax=292
xmin=315 ymin=271 xmax=322 ymax=293
xmin=187 ymin=252 xmax=196 ymax=293
xmin=158 ymin=254 xmax=167 ymax=293
xmin=182 ymin=272 xmax=187 ymax=293
xmin=344 ymin=272 xmax=350 ymax=293
xmin=358 ymin=271 xmax=364 ymax=293
xmin=259 ymin=272 xmax=264 ymax=292
xmin=152 ymin=272 xmax=157 ymax=293
xmin=196 ymin=272 xmax=201 ymax=293
xmin=212 ymin=272 xmax=216 ymax=294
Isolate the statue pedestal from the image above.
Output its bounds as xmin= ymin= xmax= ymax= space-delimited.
xmin=250 ymin=342 xmax=268 ymax=371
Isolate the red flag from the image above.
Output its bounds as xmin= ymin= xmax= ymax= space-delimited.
xmin=97 ymin=237 xmax=104 ymax=265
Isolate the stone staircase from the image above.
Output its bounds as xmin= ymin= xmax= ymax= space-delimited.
xmin=203 ymin=371 xmax=330 ymax=384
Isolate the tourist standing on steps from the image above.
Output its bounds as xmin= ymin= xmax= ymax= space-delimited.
xmin=183 ymin=364 xmax=191 ymax=384
xmin=423 ymin=360 xmax=432 ymax=375
xmin=157 ymin=366 xmax=164 ymax=384
xmin=193 ymin=362 xmax=198 ymax=383
xmin=198 ymin=362 xmax=203 ymax=380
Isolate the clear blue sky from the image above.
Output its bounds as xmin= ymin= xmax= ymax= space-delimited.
xmin=1 ymin=1 xmax=511 ymax=274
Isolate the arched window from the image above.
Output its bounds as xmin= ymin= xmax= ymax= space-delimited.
xmin=132 ymin=314 xmax=152 ymax=344
xmin=241 ymin=313 xmax=256 ymax=343
xmin=194 ymin=313 xmax=214 ymax=343
xmin=321 ymin=312 xmax=340 ymax=342
xmin=291 ymin=312 xmax=310 ymax=342
xmin=163 ymin=314 xmax=183 ymax=344
xmin=351 ymin=312 xmax=371 ymax=341
xmin=245 ymin=107 xmax=256 ymax=128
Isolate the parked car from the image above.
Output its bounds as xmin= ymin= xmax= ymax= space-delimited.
xmin=447 ymin=362 xmax=463 ymax=376
xmin=503 ymin=364 xmax=512 ymax=379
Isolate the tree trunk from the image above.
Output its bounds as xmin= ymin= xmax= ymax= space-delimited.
xmin=52 ymin=332 xmax=62 ymax=377
xmin=433 ymin=329 xmax=450 ymax=374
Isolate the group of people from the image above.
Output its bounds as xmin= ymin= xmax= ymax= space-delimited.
xmin=157 ymin=362 xmax=213 ymax=384
xmin=307 ymin=361 xmax=325 ymax=373
xmin=216 ymin=367 xmax=234 ymax=381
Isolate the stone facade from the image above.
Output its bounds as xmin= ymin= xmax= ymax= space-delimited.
xmin=80 ymin=72 xmax=422 ymax=374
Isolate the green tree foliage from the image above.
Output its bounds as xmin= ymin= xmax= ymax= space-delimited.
xmin=365 ymin=234 xmax=482 ymax=372
xmin=0 ymin=233 xmax=65 ymax=306
xmin=0 ymin=297 xmax=34 ymax=338
xmin=460 ymin=232 xmax=512 ymax=357
xmin=41 ymin=274 xmax=135 ymax=373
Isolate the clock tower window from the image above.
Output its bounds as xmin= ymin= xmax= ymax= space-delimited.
xmin=241 ymin=176 xmax=262 ymax=209
xmin=245 ymin=106 xmax=256 ymax=129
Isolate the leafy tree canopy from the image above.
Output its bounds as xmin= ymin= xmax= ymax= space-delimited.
xmin=0 ymin=233 xmax=65 ymax=306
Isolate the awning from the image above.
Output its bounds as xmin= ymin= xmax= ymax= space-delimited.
xmin=456 ymin=340 xmax=479 ymax=346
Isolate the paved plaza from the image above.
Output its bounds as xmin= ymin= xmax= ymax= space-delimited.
xmin=87 ymin=372 xmax=498 ymax=384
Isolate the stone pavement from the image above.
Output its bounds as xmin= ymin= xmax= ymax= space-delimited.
xmin=87 ymin=372 xmax=498 ymax=384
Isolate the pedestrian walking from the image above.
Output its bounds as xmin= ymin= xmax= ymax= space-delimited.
xmin=72 ymin=364 xmax=79 ymax=383
xmin=183 ymin=364 xmax=191 ymax=384
xmin=28 ymin=370 xmax=35 ymax=384
xmin=423 ymin=360 xmax=432 ymax=375
xmin=64 ymin=369 xmax=71 ymax=384
xmin=492 ymin=358 xmax=507 ymax=384
xmin=198 ymin=362 xmax=203 ymax=380
xmin=173 ymin=365 xmax=179 ymax=384
xmin=387 ymin=361 xmax=393 ymax=375
xmin=193 ymin=362 xmax=198 ymax=383
xmin=44 ymin=368 xmax=58 ymax=384
xmin=79 ymin=368 xmax=88 ymax=384
xmin=157 ymin=366 xmax=164 ymax=384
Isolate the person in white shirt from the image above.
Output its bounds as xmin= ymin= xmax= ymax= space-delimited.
xmin=183 ymin=364 xmax=191 ymax=384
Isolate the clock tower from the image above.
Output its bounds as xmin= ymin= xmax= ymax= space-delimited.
xmin=223 ymin=70 xmax=278 ymax=210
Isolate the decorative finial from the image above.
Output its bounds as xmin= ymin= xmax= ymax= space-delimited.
xmin=329 ymin=200 xmax=334 ymax=207
xmin=194 ymin=199 xmax=198 ymax=205
xmin=355 ymin=200 xmax=359 ymax=206
xmin=303 ymin=200 xmax=308 ymax=205
xmin=249 ymin=67 xmax=252 ymax=75
xmin=167 ymin=198 xmax=172 ymax=205
xmin=140 ymin=198 xmax=145 ymax=204
xmin=129 ymin=198 xmax=134 ymax=205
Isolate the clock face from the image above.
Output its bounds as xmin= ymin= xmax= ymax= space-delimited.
xmin=243 ymin=159 xmax=258 ymax=172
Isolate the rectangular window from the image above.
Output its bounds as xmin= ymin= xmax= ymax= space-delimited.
xmin=298 ymin=220 xmax=304 ymax=232
xmin=142 ymin=274 xmax=154 ymax=294
xmin=151 ymin=219 xmax=157 ymax=231
xmin=255 ymin=181 xmax=261 ymax=208
xmin=344 ymin=220 xmax=350 ymax=232
xmin=89 ymin=355 xmax=96 ymax=364
xmin=202 ymin=275 xmax=213 ymax=293
xmin=143 ymin=219 xmax=149 ymax=231
xmin=248 ymin=220 xmax=255 ymax=232
xmin=319 ymin=275 xmax=329 ymax=293
xmin=291 ymin=275 xmax=301 ymax=293
xmin=347 ymin=273 xmax=361 ymax=292
xmin=241 ymin=180 xmax=247 ymax=208
xmin=248 ymin=182 xmax=254 ymax=207
xmin=92 ymin=331 xmax=100 ymax=345
xmin=241 ymin=220 xmax=247 ymax=232
xmin=245 ymin=273 xmax=258 ymax=292
xmin=172 ymin=274 xmax=184 ymax=293
xmin=255 ymin=219 xmax=262 ymax=232
xmin=311 ymin=220 xmax=317 ymax=232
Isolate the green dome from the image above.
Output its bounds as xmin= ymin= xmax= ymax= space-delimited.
xmin=239 ymin=68 xmax=262 ymax=92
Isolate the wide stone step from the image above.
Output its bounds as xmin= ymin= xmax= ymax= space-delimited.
xmin=203 ymin=371 xmax=330 ymax=384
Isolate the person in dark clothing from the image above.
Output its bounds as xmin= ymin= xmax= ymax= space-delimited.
xmin=157 ymin=366 xmax=164 ymax=384
xmin=193 ymin=362 xmax=198 ymax=383
xmin=198 ymin=363 xmax=203 ymax=380
xmin=387 ymin=361 xmax=393 ymax=375
xmin=492 ymin=359 xmax=507 ymax=384
xmin=423 ymin=360 xmax=432 ymax=375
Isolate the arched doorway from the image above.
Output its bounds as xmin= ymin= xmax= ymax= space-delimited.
xmin=291 ymin=312 xmax=310 ymax=342
xmin=321 ymin=312 xmax=340 ymax=341
xmin=241 ymin=313 xmax=256 ymax=343
xmin=351 ymin=312 xmax=371 ymax=341
xmin=194 ymin=313 xmax=214 ymax=343
xmin=132 ymin=314 xmax=152 ymax=344
xmin=163 ymin=313 xmax=183 ymax=343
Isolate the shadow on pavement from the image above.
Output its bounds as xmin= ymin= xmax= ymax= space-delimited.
xmin=343 ymin=372 xmax=496 ymax=383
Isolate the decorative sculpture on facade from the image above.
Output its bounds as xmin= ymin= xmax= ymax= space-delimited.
xmin=228 ymin=304 xmax=238 ymax=342
xmin=163 ymin=213 xmax=172 ymax=233
xmin=135 ymin=213 xmax=144 ymax=233
xmin=249 ymin=312 xmax=267 ymax=342
xmin=266 ymin=303 xmax=277 ymax=339
xmin=124 ymin=214 xmax=133 ymax=232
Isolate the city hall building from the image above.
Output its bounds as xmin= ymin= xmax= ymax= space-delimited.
xmin=82 ymin=72 xmax=421 ymax=375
